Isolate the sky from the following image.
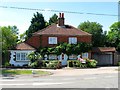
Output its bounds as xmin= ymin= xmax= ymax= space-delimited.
xmin=0 ymin=1 xmax=118 ymax=34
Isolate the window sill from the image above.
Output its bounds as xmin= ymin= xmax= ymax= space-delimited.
xmin=16 ymin=60 xmax=30 ymax=62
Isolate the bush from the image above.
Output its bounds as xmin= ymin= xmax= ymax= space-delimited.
xmin=67 ymin=59 xmax=97 ymax=68
xmin=41 ymin=60 xmax=62 ymax=69
xmin=86 ymin=59 xmax=97 ymax=68
xmin=117 ymin=61 xmax=120 ymax=66
xmin=67 ymin=60 xmax=87 ymax=68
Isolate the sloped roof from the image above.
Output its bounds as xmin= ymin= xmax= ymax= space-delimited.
xmin=15 ymin=42 xmax=35 ymax=50
xmin=92 ymin=47 xmax=116 ymax=52
xmin=33 ymin=24 xmax=91 ymax=36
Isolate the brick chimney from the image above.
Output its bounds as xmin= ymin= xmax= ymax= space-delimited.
xmin=58 ymin=13 xmax=65 ymax=26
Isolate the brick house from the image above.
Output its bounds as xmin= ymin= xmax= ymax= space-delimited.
xmin=9 ymin=13 xmax=92 ymax=66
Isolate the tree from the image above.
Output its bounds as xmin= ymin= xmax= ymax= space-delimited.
xmin=78 ymin=21 xmax=106 ymax=47
xmin=49 ymin=14 xmax=58 ymax=25
xmin=106 ymin=22 xmax=120 ymax=51
xmin=1 ymin=26 xmax=19 ymax=65
xmin=1 ymin=26 xmax=19 ymax=52
xmin=26 ymin=12 xmax=47 ymax=39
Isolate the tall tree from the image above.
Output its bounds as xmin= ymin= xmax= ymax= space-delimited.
xmin=26 ymin=12 xmax=47 ymax=39
xmin=49 ymin=14 xmax=58 ymax=25
xmin=78 ymin=21 xmax=106 ymax=47
xmin=1 ymin=26 xmax=19 ymax=64
xmin=1 ymin=26 xmax=19 ymax=52
xmin=106 ymin=22 xmax=120 ymax=51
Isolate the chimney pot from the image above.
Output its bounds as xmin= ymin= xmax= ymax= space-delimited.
xmin=59 ymin=13 xmax=61 ymax=18
xmin=62 ymin=13 xmax=64 ymax=18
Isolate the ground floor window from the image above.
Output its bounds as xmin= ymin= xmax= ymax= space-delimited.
xmin=82 ymin=53 xmax=88 ymax=59
xmin=16 ymin=52 xmax=29 ymax=61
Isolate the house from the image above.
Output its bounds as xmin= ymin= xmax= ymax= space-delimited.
xmin=9 ymin=13 xmax=92 ymax=66
xmin=91 ymin=47 xmax=116 ymax=65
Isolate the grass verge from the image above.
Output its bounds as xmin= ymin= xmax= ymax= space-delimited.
xmin=0 ymin=69 xmax=51 ymax=76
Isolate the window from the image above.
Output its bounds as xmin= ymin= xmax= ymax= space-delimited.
xmin=69 ymin=37 xmax=77 ymax=44
xmin=48 ymin=37 xmax=57 ymax=44
xmin=48 ymin=54 xmax=57 ymax=60
xmin=16 ymin=52 xmax=29 ymax=61
xmin=82 ymin=53 xmax=88 ymax=59
xmin=16 ymin=53 xmax=20 ymax=60
xmin=21 ymin=53 xmax=26 ymax=60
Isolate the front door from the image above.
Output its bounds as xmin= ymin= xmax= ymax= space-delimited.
xmin=58 ymin=53 xmax=68 ymax=66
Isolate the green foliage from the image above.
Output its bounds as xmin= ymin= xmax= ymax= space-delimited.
xmin=78 ymin=21 xmax=106 ymax=47
xmin=26 ymin=12 xmax=47 ymax=39
xmin=67 ymin=59 xmax=97 ymax=68
xmin=106 ymin=22 xmax=120 ymax=51
xmin=117 ymin=61 xmax=120 ymax=66
xmin=49 ymin=14 xmax=58 ymax=25
xmin=86 ymin=59 xmax=98 ymax=68
xmin=1 ymin=26 xmax=19 ymax=53
xmin=27 ymin=52 xmax=42 ymax=63
xmin=1 ymin=26 xmax=19 ymax=65
xmin=39 ymin=42 xmax=91 ymax=56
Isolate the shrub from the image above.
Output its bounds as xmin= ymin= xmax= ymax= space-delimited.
xmin=117 ymin=61 xmax=120 ymax=66
xmin=41 ymin=60 xmax=62 ymax=69
xmin=86 ymin=59 xmax=97 ymax=68
xmin=67 ymin=60 xmax=87 ymax=68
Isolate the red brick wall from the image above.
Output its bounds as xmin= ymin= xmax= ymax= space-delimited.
xmin=26 ymin=35 xmax=91 ymax=48
xmin=40 ymin=35 xmax=91 ymax=47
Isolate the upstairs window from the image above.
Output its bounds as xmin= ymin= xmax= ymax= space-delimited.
xmin=48 ymin=37 xmax=57 ymax=44
xmin=69 ymin=37 xmax=77 ymax=44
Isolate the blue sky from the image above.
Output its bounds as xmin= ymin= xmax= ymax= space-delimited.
xmin=0 ymin=2 xmax=118 ymax=34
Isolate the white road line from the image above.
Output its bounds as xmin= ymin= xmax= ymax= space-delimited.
xmin=33 ymin=82 xmax=63 ymax=85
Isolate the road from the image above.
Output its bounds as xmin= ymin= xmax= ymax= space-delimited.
xmin=0 ymin=73 xmax=118 ymax=88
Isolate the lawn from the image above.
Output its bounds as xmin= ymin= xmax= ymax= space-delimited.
xmin=0 ymin=69 xmax=51 ymax=76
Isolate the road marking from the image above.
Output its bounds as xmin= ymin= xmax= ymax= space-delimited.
xmin=33 ymin=82 xmax=63 ymax=85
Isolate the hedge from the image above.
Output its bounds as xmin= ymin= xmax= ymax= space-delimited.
xmin=67 ymin=59 xmax=97 ymax=68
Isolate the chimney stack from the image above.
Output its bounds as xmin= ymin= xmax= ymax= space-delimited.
xmin=58 ymin=13 xmax=65 ymax=27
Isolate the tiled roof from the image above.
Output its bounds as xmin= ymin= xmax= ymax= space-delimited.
xmin=92 ymin=47 xmax=116 ymax=52
xmin=15 ymin=42 xmax=35 ymax=50
xmin=33 ymin=24 xmax=91 ymax=36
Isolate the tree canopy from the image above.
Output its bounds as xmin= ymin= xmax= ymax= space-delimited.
xmin=106 ymin=21 xmax=120 ymax=51
xmin=26 ymin=12 xmax=47 ymax=39
xmin=78 ymin=21 xmax=106 ymax=47
xmin=1 ymin=26 xmax=19 ymax=53
xmin=49 ymin=14 xmax=58 ymax=25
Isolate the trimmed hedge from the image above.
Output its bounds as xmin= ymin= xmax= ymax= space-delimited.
xmin=30 ymin=60 xmax=62 ymax=69
xmin=67 ymin=59 xmax=97 ymax=68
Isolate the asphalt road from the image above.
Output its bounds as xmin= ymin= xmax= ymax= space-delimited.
xmin=0 ymin=73 xmax=118 ymax=88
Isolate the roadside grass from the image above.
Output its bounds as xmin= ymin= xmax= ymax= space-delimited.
xmin=0 ymin=69 xmax=51 ymax=75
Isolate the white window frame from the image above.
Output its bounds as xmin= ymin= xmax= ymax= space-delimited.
xmin=48 ymin=37 xmax=57 ymax=44
xmin=16 ymin=52 xmax=29 ymax=61
xmin=69 ymin=37 xmax=77 ymax=44
xmin=82 ymin=53 xmax=88 ymax=59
